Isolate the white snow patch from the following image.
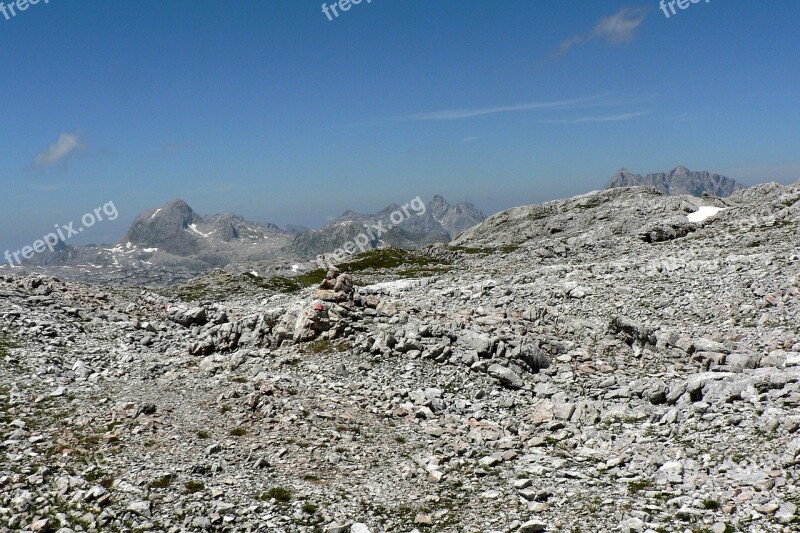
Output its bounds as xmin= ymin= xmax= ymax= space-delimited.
xmin=143 ymin=248 xmax=158 ymax=253
xmin=362 ymin=280 xmax=417 ymax=296
xmin=149 ymin=208 xmax=162 ymax=220
xmin=250 ymin=271 xmax=259 ymax=277
xmin=291 ymin=264 xmax=300 ymax=273
xmin=687 ymin=206 xmax=724 ymax=223
xmin=125 ymin=241 xmax=133 ymax=249
xmin=187 ymin=224 xmax=211 ymax=237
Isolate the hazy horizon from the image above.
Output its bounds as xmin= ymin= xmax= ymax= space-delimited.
xmin=2 ymin=1 xmax=799 ymax=251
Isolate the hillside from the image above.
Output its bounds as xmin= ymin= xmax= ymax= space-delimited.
xmin=1 ymin=182 xmax=799 ymax=531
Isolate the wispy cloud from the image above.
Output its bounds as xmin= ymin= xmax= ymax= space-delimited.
xmin=671 ymin=112 xmax=697 ymax=123
xmin=161 ymin=142 xmax=196 ymax=153
xmin=539 ymin=111 xmax=650 ymax=124
xmin=592 ymin=7 xmax=648 ymax=44
xmin=539 ymin=7 xmax=649 ymax=66
xmin=402 ymin=95 xmax=604 ymax=121
xmin=33 ymin=131 xmax=85 ymax=169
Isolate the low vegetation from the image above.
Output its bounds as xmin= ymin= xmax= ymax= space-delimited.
xmin=184 ymin=480 xmax=205 ymax=494
xmin=261 ymin=486 xmax=292 ymax=502
xmin=167 ymin=248 xmax=453 ymax=301
xmin=448 ymin=244 xmax=519 ymax=255
xmin=148 ymin=474 xmax=174 ymax=489
xmin=0 ymin=331 xmax=19 ymax=359
xmin=300 ymin=339 xmax=353 ymax=354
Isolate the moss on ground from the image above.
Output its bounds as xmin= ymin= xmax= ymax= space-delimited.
xmin=0 ymin=331 xmax=19 ymax=360
xmin=300 ymin=339 xmax=353 ymax=354
xmin=163 ymin=248 xmax=453 ymax=301
xmin=448 ymin=244 xmax=519 ymax=255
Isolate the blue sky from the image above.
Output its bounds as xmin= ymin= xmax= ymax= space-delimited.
xmin=1 ymin=0 xmax=799 ymax=250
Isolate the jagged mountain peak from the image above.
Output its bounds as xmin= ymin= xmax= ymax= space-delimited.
xmin=25 ymin=195 xmax=486 ymax=272
xmin=430 ymin=194 xmax=448 ymax=208
xmin=120 ymin=199 xmax=203 ymax=256
xmin=672 ymin=165 xmax=692 ymax=175
xmin=288 ymin=195 xmax=487 ymax=258
xmin=606 ymin=166 xmax=744 ymax=197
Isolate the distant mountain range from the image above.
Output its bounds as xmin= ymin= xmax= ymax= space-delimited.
xmin=24 ymin=196 xmax=486 ymax=271
xmin=606 ymin=166 xmax=744 ymax=197
xmin=290 ymin=195 xmax=485 ymax=258
xmin=15 ymin=166 xmax=749 ymax=276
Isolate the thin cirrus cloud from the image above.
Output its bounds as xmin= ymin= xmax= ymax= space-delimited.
xmin=401 ymin=95 xmax=605 ymax=121
xmin=161 ymin=142 xmax=196 ymax=153
xmin=33 ymin=131 xmax=85 ymax=169
xmin=538 ymin=7 xmax=649 ymax=67
xmin=539 ymin=111 xmax=651 ymax=124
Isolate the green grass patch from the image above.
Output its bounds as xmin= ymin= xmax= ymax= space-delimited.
xmin=149 ymin=474 xmax=174 ymax=489
xmin=167 ymin=248 xmax=452 ymax=300
xmin=84 ymin=468 xmax=106 ymax=483
xmin=497 ymin=244 xmax=519 ymax=254
xmin=261 ymin=486 xmax=292 ymax=502
xmin=244 ymin=273 xmax=310 ymax=294
xmin=527 ymin=210 xmax=551 ymax=220
xmin=448 ymin=244 xmax=518 ymax=256
xmin=184 ymin=480 xmax=205 ymax=494
xmin=447 ymin=246 xmax=488 ymax=255
xmin=339 ymin=248 xmax=448 ymax=272
xmin=627 ymin=480 xmax=654 ymax=494
xmin=702 ymin=499 xmax=720 ymax=510
xmin=301 ymin=339 xmax=353 ymax=354
xmin=0 ymin=332 xmax=19 ymax=359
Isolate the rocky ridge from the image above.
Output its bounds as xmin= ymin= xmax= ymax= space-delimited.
xmin=17 ymin=196 xmax=485 ymax=282
xmin=287 ymin=196 xmax=485 ymax=259
xmin=606 ymin=167 xmax=745 ymax=198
